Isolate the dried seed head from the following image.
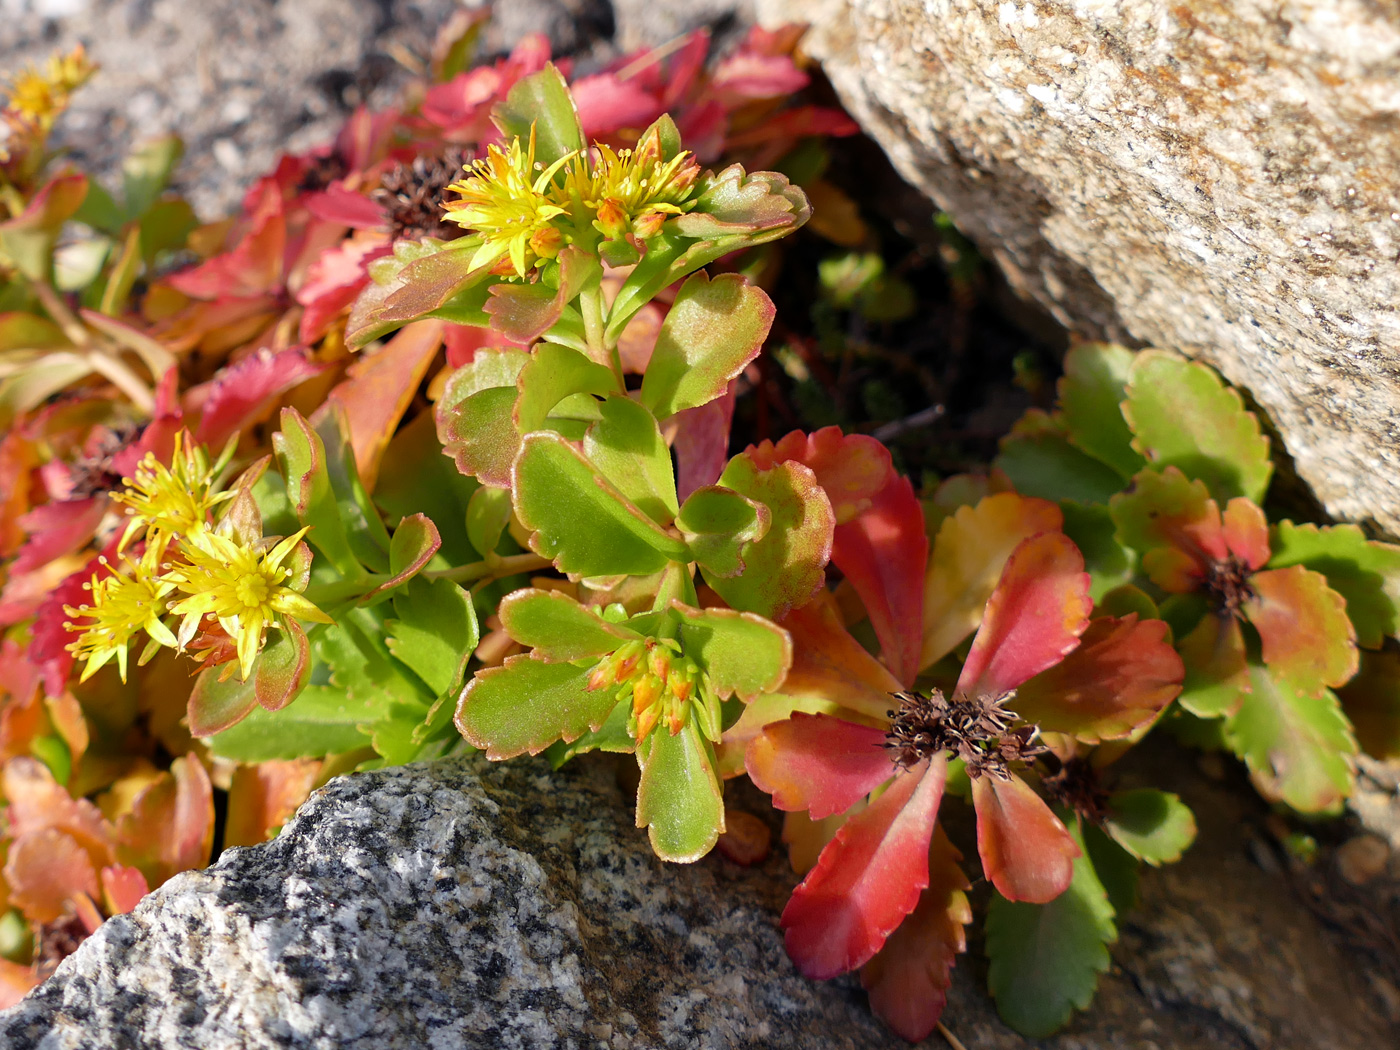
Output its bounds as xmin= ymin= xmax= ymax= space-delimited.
xmin=883 ymin=688 xmax=1045 ymax=780
xmin=1041 ymin=757 xmax=1109 ymax=823
xmin=1205 ymin=555 xmax=1255 ymax=620
xmin=373 ymin=147 xmax=474 ymax=242
xmin=297 ymin=151 xmax=350 ymax=195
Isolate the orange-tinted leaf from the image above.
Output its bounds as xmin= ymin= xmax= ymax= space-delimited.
xmin=1109 ymin=467 xmax=1226 ymax=590
xmin=1221 ymin=497 xmax=1270 ymax=571
xmin=715 ymin=809 xmax=772 ymax=866
xmin=1177 ymin=611 xmax=1251 ymax=717
xmin=1014 ymin=615 xmax=1183 ymax=742
xmin=192 ymin=347 xmax=328 ymax=451
xmin=782 ymin=807 xmax=854 ymax=876
xmin=778 ymin=593 xmax=902 ymax=722
xmin=746 ymin=713 xmax=892 ymax=820
xmin=780 ymin=756 xmax=945 ymax=979
xmin=1246 ymin=566 xmax=1358 ymax=697
xmin=861 ymin=825 xmax=971 ymax=1042
xmin=922 ymin=493 xmax=1062 ymax=670
xmin=672 ymin=380 xmax=736 ymax=503
xmin=100 ymin=864 xmax=150 ymax=915
xmin=254 ymin=618 xmax=311 ymax=712
xmin=832 ymin=474 xmax=928 ymax=687
xmin=745 ymin=426 xmax=892 ymax=524
xmin=4 ymin=828 xmax=98 ymax=923
xmin=0 ymin=958 xmax=38 ymax=1010
xmin=2 ymin=756 xmax=115 ymax=867
xmin=323 ymin=319 xmax=444 ymax=490
xmin=115 ymin=753 xmax=214 ymax=888
xmin=223 ymin=758 xmax=320 ymax=848
xmin=956 ymin=532 xmax=1092 ymax=699
xmin=973 ymin=773 xmax=1078 ymax=903
xmin=485 ymin=246 xmax=600 ymax=345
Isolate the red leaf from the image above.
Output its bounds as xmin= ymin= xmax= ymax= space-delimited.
xmin=4 ymin=828 xmax=99 ymax=924
xmin=1013 ymin=615 xmax=1184 ymax=742
xmin=972 ymin=773 xmax=1078 ymax=903
xmin=303 ymin=183 xmax=386 ymax=229
xmin=778 ymin=592 xmax=902 ymax=722
xmin=112 ymin=367 xmax=183 ymax=476
xmin=746 ymin=426 xmax=893 ymax=524
xmin=831 ymin=473 xmax=928 ymax=687
xmin=192 ymin=347 xmax=328 ymax=450
xmin=672 ymin=380 xmax=736 ymax=503
xmin=296 ymin=234 xmax=391 ymax=343
xmin=956 ymin=532 xmax=1092 ymax=699
xmin=747 ymin=712 xmax=893 ymax=819
xmin=28 ymin=550 xmax=113 ymax=694
xmin=100 ymin=864 xmax=150 ymax=915
xmin=710 ymin=52 xmax=809 ymax=103
xmin=861 ymin=825 xmax=971 ymax=1042
xmin=11 ymin=496 xmax=106 ymax=575
xmin=321 ymin=319 xmax=444 ymax=490
xmin=780 ymin=755 xmax=946 ymax=978
xmin=166 ymin=194 xmax=285 ymax=300
xmin=1246 ymin=565 xmax=1358 ymax=696
xmin=1222 ymin=497 xmax=1271 ymax=571
xmin=115 ymin=753 xmax=214 ymax=888
xmin=2 ymin=756 xmax=115 ymax=867
xmin=572 ymin=73 xmax=665 ymax=137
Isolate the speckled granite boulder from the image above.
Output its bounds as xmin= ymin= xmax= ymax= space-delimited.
xmin=758 ymin=0 xmax=1400 ymax=536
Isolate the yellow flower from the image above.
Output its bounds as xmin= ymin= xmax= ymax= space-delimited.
xmin=559 ymin=135 xmax=700 ymax=241
xmin=64 ymin=555 xmax=178 ymax=683
xmin=443 ymin=130 xmax=570 ymax=278
xmin=165 ymin=527 xmax=332 ymax=681
xmin=112 ymin=432 xmax=233 ymax=555
xmin=7 ymin=45 xmax=94 ymax=130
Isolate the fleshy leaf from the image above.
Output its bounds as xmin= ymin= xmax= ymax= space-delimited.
xmin=465 ymin=485 xmax=512 ymax=561
xmin=1245 ymin=565 xmax=1357 ymax=697
xmin=514 ymin=342 xmax=618 ymax=436
xmin=778 ymin=593 xmax=902 ymax=722
xmin=223 ymin=759 xmax=320 ymax=849
xmin=1337 ymin=649 xmax=1400 ymax=759
xmin=187 ymin=665 xmax=260 ymax=737
xmin=639 ymin=272 xmax=775 ymax=419
xmin=972 ymin=773 xmax=1079 ymax=903
xmin=194 ymin=347 xmax=329 ymax=452
xmin=1176 ymin=612 xmax=1251 ymax=717
xmin=436 ymin=348 xmax=529 ymax=487
xmin=485 ymin=247 xmax=600 ymax=344
xmin=1058 ymin=342 xmax=1145 ymax=479
xmin=206 ymin=684 xmax=375 ymax=762
xmin=1103 ymin=789 xmax=1197 ymax=865
xmin=635 ymin=717 xmax=726 ymax=863
xmin=254 ymin=619 xmax=311 ymax=713
xmin=780 ymin=756 xmax=945 ymax=979
xmin=359 ymin=514 xmax=442 ymax=604
xmin=922 ymin=492 xmax=1063 ymax=670
xmin=1224 ymin=663 xmax=1356 ymax=813
xmin=706 ymin=455 xmax=834 ymax=620
xmin=1221 ymin=497 xmax=1271 ymax=571
xmin=744 ymin=426 xmax=892 ymax=525
xmin=115 ymin=754 xmax=214 ymax=889
xmin=311 ymin=406 xmax=393 ymax=573
xmin=984 ymin=820 xmax=1115 ymax=1038
xmin=860 ymin=825 xmax=971 ymax=1043
xmin=995 ymin=429 xmax=1127 ymax=506
xmin=272 ymin=407 xmax=363 ymax=576
xmin=676 ymin=485 xmax=769 ymax=579
xmin=513 ymin=432 xmax=689 ymax=575
xmin=497 ymin=588 xmax=636 ymax=662
xmin=956 ymin=532 xmax=1092 ymax=699
xmin=1267 ymin=521 xmax=1400 ymax=650
xmin=1123 ymin=350 xmax=1271 ymax=504
xmin=1014 ymin=615 xmax=1183 ymax=742
xmin=1060 ymin=502 xmax=1133 ymax=601
xmin=746 ymin=712 xmax=891 ymax=819
xmin=674 ymin=603 xmax=791 ymax=701
xmin=0 ymin=174 xmax=88 ymax=281
xmin=387 ymin=576 xmax=480 ymax=696
xmin=455 ymin=655 xmax=612 ymax=760
xmin=582 ymin=395 xmax=679 ymax=525
xmin=348 ymin=240 xmax=491 ymax=347
xmin=1109 ymin=466 xmax=1225 ymax=586
xmin=493 ymin=64 xmax=584 ymax=166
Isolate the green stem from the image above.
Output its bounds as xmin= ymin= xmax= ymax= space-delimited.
xmin=426 ymin=552 xmax=551 ymax=585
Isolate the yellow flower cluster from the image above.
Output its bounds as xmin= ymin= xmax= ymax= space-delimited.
xmin=443 ymin=124 xmax=701 ymax=278
xmin=64 ymin=433 xmax=331 ymax=684
xmin=5 ymin=45 xmax=94 ymax=133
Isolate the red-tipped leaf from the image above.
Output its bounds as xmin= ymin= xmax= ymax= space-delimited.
xmin=746 ymin=712 xmax=893 ymax=820
xmin=972 ymin=773 xmax=1078 ymax=903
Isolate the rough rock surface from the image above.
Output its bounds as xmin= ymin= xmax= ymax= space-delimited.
xmin=0 ymin=751 xmax=1395 ymax=1049
xmin=758 ymin=0 xmax=1400 ymax=535
xmin=0 ymin=0 xmax=751 ymax=218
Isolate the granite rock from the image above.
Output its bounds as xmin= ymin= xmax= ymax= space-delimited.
xmin=0 ymin=750 xmax=1395 ymax=1049
xmin=758 ymin=0 xmax=1400 ymax=536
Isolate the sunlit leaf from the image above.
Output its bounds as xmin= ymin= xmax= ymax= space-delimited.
xmin=187 ymin=665 xmax=260 ymax=737
xmin=497 ymin=587 xmax=635 ymax=662
xmin=1267 ymin=521 xmax=1400 ymax=650
xmin=222 ymin=758 xmax=320 ymax=849
xmin=254 ymin=620 xmax=311 ymax=713
xmin=675 ymin=485 xmax=769 ymax=579
xmin=973 ymin=773 xmax=1078 ymax=903
xmin=1108 ymin=467 xmax=1225 ymax=590
xmin=387 ymin=576 xmax=480 ymax=696
xmin=1245 ymin=565 xmax=1357 ymax=696
xmin=485 ymin=247 xmax=601 ymax=344
xmin=777 ymin=593 xmax=903 ymax=722
xmin=674 ymin=603 xmax=790 ymax=701
xmin=515 ymin=341 xmax=618 ymax=437
xmin=435 ymin=348 xmax=529 ymax=487
xmin=995 ymin=430 xmax=1126 ymax=505
xmin=1058 ymin=342 xmax=1145 ymax=479
xmin=273 ymin=407 xmax=363 ymax=576
xmin=582 ymin=395 xmax=679 ymax=525
xmin=455 ymin=655 xmax=610 ymax=760
xmin=746 ymin=712 xmax=891 ymax=819
xmin=205 ymin=684 xmax=377 ymax=761
xmin=493 ymin=64 xmax=584 ymax=166
xmin=635 ymin=718 xmax=726 ymax=862
xmin=1123 ymin=350 xmax=1271 ymax=504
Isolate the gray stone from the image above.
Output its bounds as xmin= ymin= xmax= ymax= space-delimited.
xmin=0 ymin=750 xmax=1395 ymax=1049
xmin=758 ymin=0 xmax=1400 ymax=536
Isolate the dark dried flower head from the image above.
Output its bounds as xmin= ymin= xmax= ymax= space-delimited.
xmin=296 ymin=151 xmax=350 ymax=195
xmin=1205 ymin=555 xmax=1255 ymax=619
xmin=1042 ymin=756 xmax=1109 ymax=823
xmin=35 ymin=912 xmax=88 ymax=981
xmin=883 ymin=689 xmax=1044 ymax=780
xmin=373 ymin=147 xmax=473 ymax=242
xmin=68 ymin=423 xmax=140 ymax=498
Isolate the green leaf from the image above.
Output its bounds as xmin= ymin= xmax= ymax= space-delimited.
xmin=1267 ymin=521 xmax=1400 ymax=650
xmin=638 ymin=271 xmax=775 ymax=420
xmin=513 ymin=431 xmax=689 ymax=576
xmin=704 ymin=456 xmax=834 ymax=620
xmin=674 ymin=604 xmax=790 ymax=701
xmin=544 ymin=699 xmax=634 ymax=767
xmin=122 ymin=135 xmax=184 ymax=219
xmin=435 ymin=349 xmax=529 ymax=487
xmin=485 ymin=247 xmax=601 ymax=345
xmin=1058 ymin=343 xmax=1145 ymax=479
xmin=498 ymin=588 xmax=637 ymax=661
xmin=205 ymin=685 xmax=376 ymax=761
xmin=1109 ymin=465 xmax=1215 ymax=557
xmin=273 ymin=407 xmax=364 ymax=577
xmin=1096 ymin=583 xmax=1160 ymax=622
xmin=187 ymin=665 xmax=259 ymax=738
xmin=582 ymin=395 xmax=679 ymax=524
xmin=1224 ymin=664 xmax=1357 ymax=813
xmin=465 ymin=485 xmax=512 ymax=561
xmin=1123 ymin=350 xmax=1271 ymax=503
xmin=316 ymin=609 xmax=427 ymax=709
xmin=376 ymin=410 xmax=480 ymax=565
xmin=1060 ymin=501 xmax=1133 ymax=601
xmin=635 ymin=718 xmax=725 ymax=863
xmin=493 ymin=64 xmax=584 ymax=166
xmin=0 ymin=174 xmax=88 ymax=281
xmin=514 ymin=341 xmax=618 ymax=435
xmin=996 ymin=434 xmax=1127 ymax=506
xmin=138 ymin=198 xmax=197 ymax=267
xmin=359 ymin=513 xmax=442 ymax=605
xmin=370 ymin=701 xmax=436 ymax=766
xmin=1081 ymin=822 xmax=1139 ymax=917
xmin=1103 ymin=789 xmax=1196 ymax=865
xmin=388 ymin=576 xmax=480 ymax=696
xmin=254 ymin=620 xmax=312 ymax=713
xmin=455 ymin=656 xmax=612 ymax=759
xmin=986 ymin=823 xmax=1116 ymax=1039
xmin=312 ymin=406 xmax=393 ymax=573
xmin=348 ymin=239 xmax=490 ymax=347
xmin=676 ymin=485 xmax=769 ymax=579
